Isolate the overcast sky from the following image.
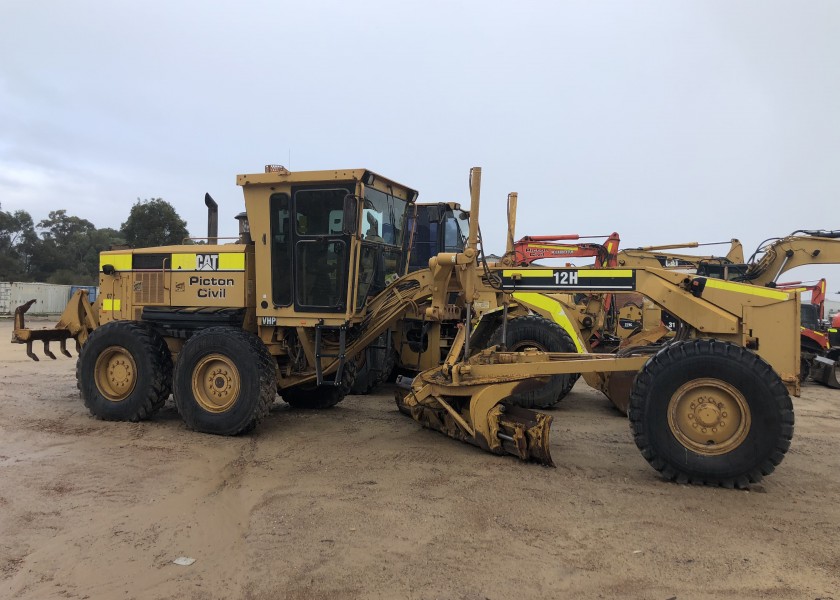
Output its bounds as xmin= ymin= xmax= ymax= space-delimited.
xmin=1 ymin=1 xmax=838 ymax=296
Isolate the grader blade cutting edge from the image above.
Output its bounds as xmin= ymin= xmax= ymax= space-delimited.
xmin=396 ymin=379 xmax=555 ymax=466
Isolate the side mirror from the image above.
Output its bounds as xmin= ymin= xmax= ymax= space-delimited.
xmin=342 ymin=195 xmax=358 ymax=235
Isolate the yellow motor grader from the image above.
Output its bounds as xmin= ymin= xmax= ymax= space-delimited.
xmin=504 ymin=209 xmax=840 ymax=408
xmin=12 ymin=165 xmax=577 ymax=427
xmin=12 ymin=165 xmax=798 ymax=488
xmin=595 ymin=230 xmax=840 ymax=394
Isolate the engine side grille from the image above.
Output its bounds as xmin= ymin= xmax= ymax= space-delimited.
xmin=134 ymin=272 xmax=165 ymax=305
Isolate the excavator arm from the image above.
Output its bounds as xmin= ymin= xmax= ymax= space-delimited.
xmin=508 ymin=232 xmax=621 ymax=267
xmin=741 ymin=231 xmax=840 ymax=285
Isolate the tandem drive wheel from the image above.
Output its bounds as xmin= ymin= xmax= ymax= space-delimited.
xmin=77 ymin=321 xmax=172 ymax=421
xmin=629 ymin=339 xmax=794 ymax=488
xmin=174 ymin=327 xmax=275 ymax=435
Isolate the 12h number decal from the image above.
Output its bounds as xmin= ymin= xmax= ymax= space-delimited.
xmin=553 ymin=270 xmax=579 ymax=285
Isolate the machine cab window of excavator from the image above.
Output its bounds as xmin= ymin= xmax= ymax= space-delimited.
xmin=801 ymin=304 xmax=819 ymax=330
xmin=695 ymin=261 xmax=750 ymax=281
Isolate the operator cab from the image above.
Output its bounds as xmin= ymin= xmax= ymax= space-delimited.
xmin=801 ymin=304 xmax=820 ymax=331
xmin=405 ymin=202 xmax=470 ymax=272
xmin=238 ymin=167 xmax=417 ymax=323
xmin=695 ymin=261 xmax=750 ymax=281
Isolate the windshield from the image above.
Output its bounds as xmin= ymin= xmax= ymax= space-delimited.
xmin=443 ymin=209 xmax=469 ymax=252
xmin=362 ymin=186 xmax=409 ymax=247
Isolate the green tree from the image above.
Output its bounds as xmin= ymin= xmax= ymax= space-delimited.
xmin=121 ymin=198 xmax=188 ymax=248
xmin=32 ymin=210 xmax=96 ymax=282
xmin=28 ymin=211 xmax=124 ymax=284
xmin=0 ymin=204 xmax=37 ymax=280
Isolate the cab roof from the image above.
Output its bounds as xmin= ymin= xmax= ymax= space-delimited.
xmin=236 ymin=168 xmax=418 ymax=202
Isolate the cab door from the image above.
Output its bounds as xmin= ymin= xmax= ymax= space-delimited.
xmin=291 ymin=186 xmax=353 ymax=312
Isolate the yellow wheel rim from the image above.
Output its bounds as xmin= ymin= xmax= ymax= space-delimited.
xmin=94 ymin=346 xmax=138 ymax=402
xmin=667 ymin=378 xmax=751 ymax=456
xmin=191 ymin=353 xmax=241 ymax=413
xmin=508 ymin=339 xmax=546 ymax=352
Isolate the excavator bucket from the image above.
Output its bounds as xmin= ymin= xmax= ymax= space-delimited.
xmin=810 ymin=356 xmax=840 ymax=389
xmin=395 ymin=376 xmax=555 ymax=466
xmin=12 ymin=290 xmax=97 ymax=361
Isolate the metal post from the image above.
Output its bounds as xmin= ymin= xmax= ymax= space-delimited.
xmin=464 ymin=302 xmax=472 ymax=358
xmin=500 ymin=300 xmax=509 ymax=351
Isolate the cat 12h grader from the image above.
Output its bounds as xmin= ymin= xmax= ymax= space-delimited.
xmin=504 ymin=211 xmax=840 ymax=400
xmin=13 ymin=166 xmax=798 ymax=488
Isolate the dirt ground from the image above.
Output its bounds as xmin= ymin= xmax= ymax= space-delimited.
xmin=1 ymin=320 xmax=839 ymax=600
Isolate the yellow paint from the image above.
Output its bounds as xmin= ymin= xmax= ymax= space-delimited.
xmin=171 ymin=254 xmax=196 ymax=270
xmin=704 ymin=278 xmax=791 ymax=300
xmin=99 ymin=253 xmax=132 ymax=271
xmin=512 ymin=292 xmax=584 ymax=352
xmin=102 ymin=298 xmax=121 ymax=311
xmin=218 ymin=253 xmax=245 ymax=270
xmin=576 ymin=269 xmax=633 ymax=278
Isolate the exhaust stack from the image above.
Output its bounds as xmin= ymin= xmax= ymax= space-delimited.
xmin=205 ymin=193 xmax=218 ymax=245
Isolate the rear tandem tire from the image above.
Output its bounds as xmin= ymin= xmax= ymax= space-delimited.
xmin=173 ymin=327 xmax=275 ymax=435
xmin=487 ymin=315 xmax=578 ymax=409
xmin=351 ymin=332 xmax=396 ymax=395
xmin=629 ymin=339 xmax=794 ymax=488
xmin=282 ymin=361 xmax=357 ymax=409
xmin=77 ymin=320 xmax=172 ymax=421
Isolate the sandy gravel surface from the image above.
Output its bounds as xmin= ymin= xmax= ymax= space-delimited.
xmin=1 ymin=320 xmax=839 ymax=600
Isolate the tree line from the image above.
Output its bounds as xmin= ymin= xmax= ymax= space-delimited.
xmin=0 ymin=199 xmax=189 ymax=285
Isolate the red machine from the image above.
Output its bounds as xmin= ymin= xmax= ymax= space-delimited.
xmin=776 ymin=278 xmax=828 ymax=351
xmin=775 ymin=278 xmax=838 ymax=386
xmin=776 ymin=278 xmax=826 ymax=319
xmin=512 ymin=232 xmax=621 ymax=268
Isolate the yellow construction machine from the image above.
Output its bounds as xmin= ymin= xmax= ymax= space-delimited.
xmin=504 ymin=215 xmax=840 ymax=409
xmin=13 ymin=166 xmax=799 ymax=488
xmin=12 ymin=166 xmax=577 ymax=426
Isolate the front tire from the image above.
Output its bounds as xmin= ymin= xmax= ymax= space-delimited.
xmin=487 ymin=315 xmax=578 ymax=409
xmin=77 ymin=321 xmax=172 ymax=421
xmin=173 ymin=327 xmax=275 ymax=435
xmin=351 ymin=332 xmax=396 ymax=395
xmin=629 ymin=339 xmax=794 ymax=488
